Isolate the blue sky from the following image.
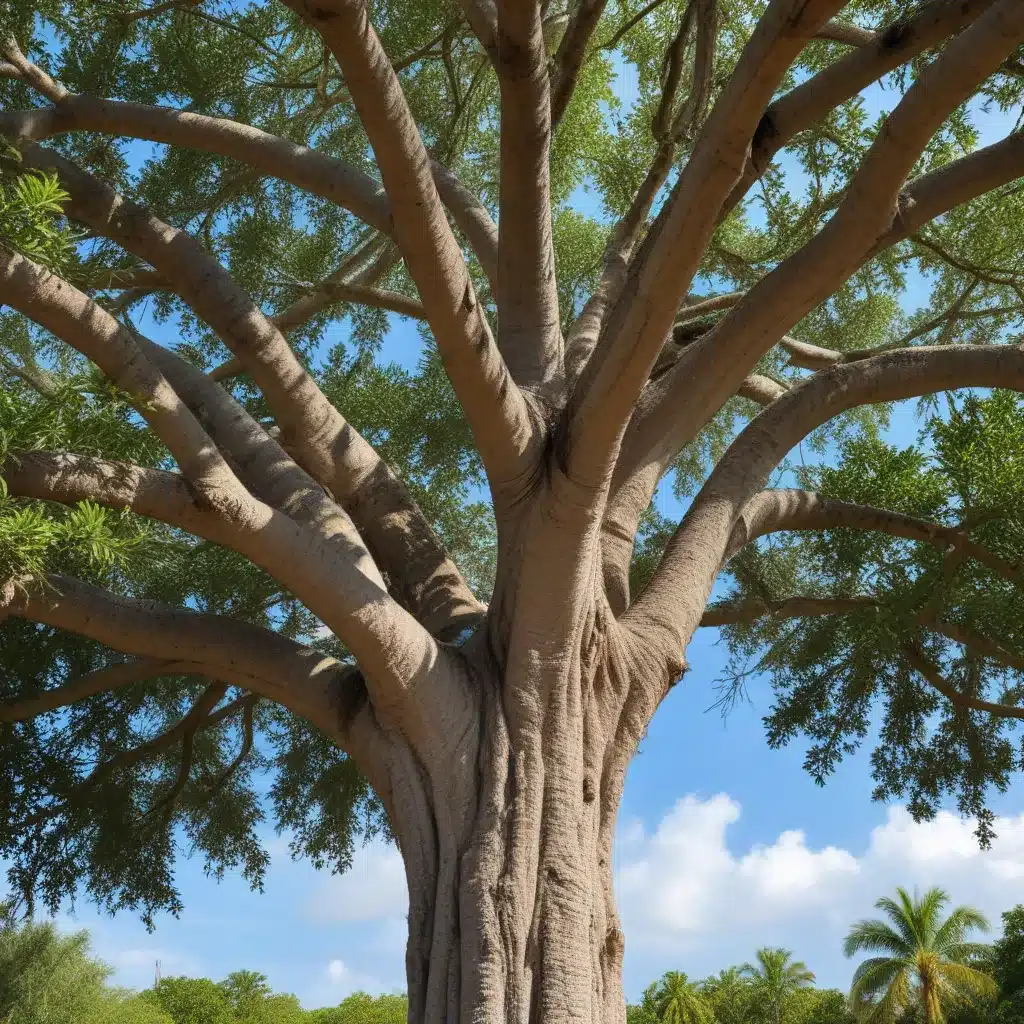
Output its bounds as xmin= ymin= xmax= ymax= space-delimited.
xmin=7 ymin=26 xmax=1024 ymax=1013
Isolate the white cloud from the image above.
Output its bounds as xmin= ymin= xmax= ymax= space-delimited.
xmin=322 ymin=958 xmax=394 ymax=1000
xmin=307 ymin=839 xmax=408 ymax=926
xmin=327 ymin=959 xmax=347 ymax=982
xmin=617 ymin=795 xmax=859 ymax=940
xmin=616 ymin=795 xmax=1024 ymax=993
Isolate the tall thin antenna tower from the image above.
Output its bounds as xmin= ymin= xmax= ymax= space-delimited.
xmin=155 ymin=959 xmax=161 ymax=987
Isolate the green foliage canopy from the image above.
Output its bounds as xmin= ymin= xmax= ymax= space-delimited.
xmin=990 ymin=907 xmax=1024 ymax=1024
xmin=0 ymin=0 xmax=1022 ymax=933
xmin=0 ymin=903 xmax=110 ymax=1024
xmin=306 ymin=991 xmax=408 ymax=1024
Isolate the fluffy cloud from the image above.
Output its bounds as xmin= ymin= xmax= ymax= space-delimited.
xmin=616 ymin=795 xmax=1024 ymax=993
xmin=619 ymin=796 xmax=859 ymax=938
xmin=16 ymin=796 xmax=1024 ymax=1006
xmin=324 ymin=958 xmax=392 ymax=999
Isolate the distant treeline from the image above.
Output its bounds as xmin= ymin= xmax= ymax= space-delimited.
xmin=1 ymin=889 xmax=1021 ymax=1024
xmin=0 ymin=902 xmax=406 ymax=1023
xmin=629 ymin=890 xmax=1024 ymax=1024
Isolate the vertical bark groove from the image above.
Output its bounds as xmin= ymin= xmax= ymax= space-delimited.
xmin=378 ymin=575 xmax=677 ymax=1024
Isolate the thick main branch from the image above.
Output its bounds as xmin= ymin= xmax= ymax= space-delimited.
xmin=283 ymin=0 xmax=537 ymax=490
xmin=629 ymin=343 xmax=1024 ymax=670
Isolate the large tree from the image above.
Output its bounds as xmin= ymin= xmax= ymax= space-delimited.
xmin=990 ymin=906 xmax=1024 ymax=1024
xmin=1 ymin=1 xmax=1024 ymax=1022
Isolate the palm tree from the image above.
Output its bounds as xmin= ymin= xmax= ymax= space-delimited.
xmin=740 ymin=948 xmax=816 ymax=1024
xmin=651 ymin=971 xmax=714 ymax=1024
xmin=844 ymin=886 xmax=997 ymax=1024
xmin=701 ymin=967 xmax=750 ymax=1024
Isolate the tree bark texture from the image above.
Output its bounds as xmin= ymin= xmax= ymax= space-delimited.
xmin=365 ymin=589 xmax=668 ymax=1024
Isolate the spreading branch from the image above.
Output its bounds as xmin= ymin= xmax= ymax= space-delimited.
xmin=141 ymin=338 xmax=486 ymax=640
xmin=206 ymin=696 xmax=258 ymax=795
xmin=0 ymin=95 xmax=498 ymax=276
xmin=494 ymin=0 xmax=562 ymax=390
xmin=700 ymin=595 xmax=877 ymax=627
xmin=873 ymin=130 xmax=1024 ymax=251
xmin=621 ymin=14 xmax=1024 ymax=485
xmin=13 ymin=143 xmax=484 ymax=639
xmin=568 ymin=0 xmax=846 ymax=492
xmin=144 ymin=683 xmax=229 ymax=817
xmin=8 ymin=575 xmax=348 ymax=731
xmin=629 ymin=344 xmax=1024 ymax=657
xmin=698 ymin=597 xmax=1024 ymax=721
xmin=736 ymin=374 xmax=788 ymax=406
xmin=550 ymin=0 xmax=608 ymax=128
xmin=282 ymin=0 xmax=537 ymax=488
xmin=14 ymin=142 xmax=408 ymax=547
xmin=208 ymin=275 xmax=426 ymax=382
xmin=0 ymin=658 xmax=197 ymax=723
xmin=455 ymin=0 xmax=498 ymax=57
xmin=0 ymin=33 xmax=67 ymax=102
xmin=725 ymin=489 xmax=1024 ymax=587
xmin=0 ymin=250 xmax=455 ymax=725
xmin=816 ymin=19 xmax=877 ymax=46
xmin=726 ymin=0 xmax=999 ymax=217
xmin=0 ymin=247 xmax=240 ymax=492
xmin=428 ymin=158 xmax=499 ymax=289
xmin=563 ymin=141 xmax=680 ymax=383
xmin=904 ymin=642 xmax=1024 ymax=721
xmin=25 ymin=682 xmax=229 ymax=829
xmin=0 ymin=99 xmax=391 ymax=229
xmin=116 ymin=0 xmax=204 ymax=26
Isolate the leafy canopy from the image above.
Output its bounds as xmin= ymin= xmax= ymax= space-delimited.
xmin=0 ymin=0 xmax=1022 ymax=929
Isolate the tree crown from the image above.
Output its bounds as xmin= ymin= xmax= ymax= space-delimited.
xmin=0 ymin=0 xmax=1023 ymax=933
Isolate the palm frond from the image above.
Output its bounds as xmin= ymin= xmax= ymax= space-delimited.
xmin=935 ymin=961 xmax=999 ymax=1002
xmin=856 ymin=965 xmax=913 ymax=1024
xmin=785 ymin=961 xmax=815 ymax=986
xmin=933 ymin=907 xmax=991 ymax=955
xmin=940 ymin=942 xmax=994 ymax=968
xmin=915 ymin=888 xmax=952 ymax=947
xmin=845 ymin=920 xmax=914 ymax=959
xmin=851 ymin=958 xmax=911 ymax=1001
xmin=876 ymin=892 xmax=927 ymax=950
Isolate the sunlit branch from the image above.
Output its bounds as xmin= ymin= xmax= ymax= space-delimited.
xmin=495 ymin=0 xmax=562 ymax=389
xmin=282 ymin=0 xmax=538 ymax=488
xmin=568 ymin=0 xmax=846 ymax=492
xmin=627 ymin=343 xmax=1024 ymax=658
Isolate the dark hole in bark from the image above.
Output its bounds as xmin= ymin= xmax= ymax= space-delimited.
xmin=880 ymin=20 xmax=912 ymax=50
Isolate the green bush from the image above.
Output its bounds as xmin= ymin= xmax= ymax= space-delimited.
xmin=81 ymin=989 xmax=174 ymax=1024
xmin=307 ymin=991 xmax=408 ymax=1024
xmin=142 ymin=977 xmax=235 ymax=1024
xmin=0 ymin=904 xmax=109 ymax=1024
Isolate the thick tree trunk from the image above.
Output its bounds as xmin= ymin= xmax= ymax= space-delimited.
xmin=374 ymin=617 xmax=662 ymax=1024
